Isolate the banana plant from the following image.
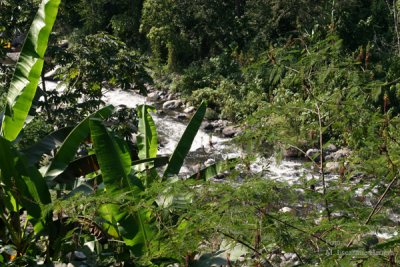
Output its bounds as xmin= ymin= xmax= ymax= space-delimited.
xmin=0 ymin=0 xmax=61 ymax=261
xmin=1 ymin=0 xmax=61 ymax=141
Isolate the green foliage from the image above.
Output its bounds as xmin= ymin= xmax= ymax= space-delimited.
xmin=1 ymin=0 xmax=60 ymax=141
xmin=43 ymin=33 xmax=151 ymax=127
xmin=137 ymin=105 xmax=158 ymax=160
xmin=4 ymin=0 xmax=400 ymax=265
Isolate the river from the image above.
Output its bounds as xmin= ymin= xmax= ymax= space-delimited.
xmin=102 ymin=88 xmax=318 ymax=183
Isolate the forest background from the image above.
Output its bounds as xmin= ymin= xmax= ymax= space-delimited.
xmin=1 ymin=0 xmax=400 ymax=266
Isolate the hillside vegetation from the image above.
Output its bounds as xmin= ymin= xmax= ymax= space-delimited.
xmin=1 ymin=0 xmax=400 ymax=266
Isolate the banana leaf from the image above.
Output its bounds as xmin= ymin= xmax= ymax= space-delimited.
xmin=44 ymin=105 xmax=114 ymax=181
xmin=98 ymin=203 xmax=154 ymax=255
xmin=137 ymin=105 xmax=158 ymax=160
xmin=90 ymin=119 xmax=154 ymax=252
xmin=22 ymin=126 xmax=73 ymax=166
xmin=89 ymin=117 xmax=131 ymax=192
xmin=163 ymin=101 xmax=207 ymax=179
xmin=1 ymin=0 xmax=61 ymax=141
xmin=0 ymin=136 xmax=51 ymax=219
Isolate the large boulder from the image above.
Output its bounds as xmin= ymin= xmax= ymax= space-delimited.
xmin=183 ymin=106 xmax=196 ymax=113
xmin=326 ymin=147 xmax=351 ymax=161
xmin=284 ymin=147 xmax=301 ymax=158
xmin=201 ymin=121 xmax=214 ymax=131
xmin=175 ymin=113 xmax=188 ymax=120
xmin=146 ymin=91 xmax=160 ymax=102
xmin=325 ymin=161 xmax=340 ymax=173
xmin=162 ymin=100 xmax=182 ymax=110
xmin=222 ymin=126 xmax=239 ymax=138
xmin=325 ymin=143 xmax=338 ymax=153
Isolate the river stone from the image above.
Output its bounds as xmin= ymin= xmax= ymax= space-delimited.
xmin=325 ymin=161 xmax=340 ymax=173
xmin=175 ymin=113 xmax=188 ymax=120
xmin=325 ymin=143 xmax=338 ymax=152
xmin=326 ymin=147 xmax=351 ymax=161
xmin=211 ymin=119 xmax=228 ymax=129
xmin=163 ymin=100 xmax=182 ymax=109
xmin=146 ymin=91 xmax=160 ymax=102
xmin=167 ymin=93 xmax=176 ymax=100
xmin=284 ymin=147 xmax=300 ymax=158
xmin=283 ymin=252 xmax=297 ymax=261
xmin=67 ymin=251 xmax=87 ymax=261
xmin=183 ymin=106 xmax=196 ymax=113
xmin=222 ymin=126 xmax=238 ymax=138
xmin=201 ymin=121 xmax=214 ymax=131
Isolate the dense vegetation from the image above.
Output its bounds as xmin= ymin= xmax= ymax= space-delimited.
xmin=2 ymin=0 xmax=400 ymax=266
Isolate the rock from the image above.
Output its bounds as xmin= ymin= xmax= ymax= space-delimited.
xmin=284 ymin=147 xmax=300 ymax=158
xmin=325 ymin=143 xmax=338 ymax=152
xmin=183 ymin=106 xmax=196 ymax=113
xmin=162 ymin=100 xmax=182 ymax=109
xmin=211 ymin=119 xmax=228 ymax=128
xmin=175 ymin=113 xmax=188 ymax=120
xmin=67 ymin=251 xmax=87 ymax=261
xmin=283 ymin=252 xmax=297 ymax=261
xmin=167 ymin=93 xmax=176 ymax=100
xmin=325 ymin=147 xmax=351 ymax=161
xmin=59 ymin=39 xmax=69 ymax=48
xmin=73 ymin=251 xmax=87 ymax=261
xmin=204 ymin=158 xmax=215 ymax=167
xmin=222 ymin=126 xmax=238 ymax=138
xmin=201 ymin=121 xmax=215 ymax=131
xmin=159 ymin=91 xmax=167 ymax=99
xmin=146 ymin=91 xmax=160 ymax=102
xmin=325 ymin=162 xmax=340 ymax=173
xmin=305 ymin=148 xmax=320 ymax=160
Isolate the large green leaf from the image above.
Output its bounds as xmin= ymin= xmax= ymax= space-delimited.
xmin=90 ymin=119 xmax=154 ymax=252
xmin=163 ymin=101 xmax=207 ymax=178
xmin=90 ymin=118 xmax=131 ymax=192
xmin=98 ymin=203 xmax=154 ymax=254
xmin=98 ymin=203 xmax=127 ymax=237
xmin=0 ymin=137 xmax=18 ymax=188
xmin=22 ymin=127 xmax=73 ymax=166
xmin=1 ymin=0 xmax=61 ymax=141
xmin=137 ymin=105 xmax=158 ymax=160
xmin=0 ymin=136 xmax=51 ymax=218
xmin=44 ymin=106 xmax=114 ymax=181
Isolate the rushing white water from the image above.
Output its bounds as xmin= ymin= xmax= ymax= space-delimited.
xmin=101 ymin=88 xmax=319 ymax=181
xmin=42 ymin=83 xmax=313 ymax=181
xmin=41 ymin=83 xmax=326 ymax=181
